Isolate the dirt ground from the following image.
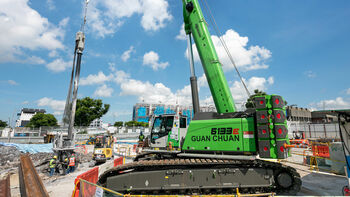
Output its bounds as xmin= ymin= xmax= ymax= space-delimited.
xmin=3 ymin=149 xmax=348 ymax=196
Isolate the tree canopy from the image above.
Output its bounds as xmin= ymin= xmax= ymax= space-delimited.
xmin=125 ymin=121 xmax=149 ymax=127
xmin=0 ymin=120 xmax=8 ymax=128
xmin=113 ymin=121 xmax=123 ymax=127
xmin=26 ymin=113 xmax=58 ymax=128
xmin=74 ymin=97 xmax=110 ymax=126
xmin=245 ymin=89 xmax=287 ymax=108
xmin=245 ymin=89 xmax=267 ymax=108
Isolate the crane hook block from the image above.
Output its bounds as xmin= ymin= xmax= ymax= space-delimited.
xmin=76 ymin=31 xmax=85 ymax=53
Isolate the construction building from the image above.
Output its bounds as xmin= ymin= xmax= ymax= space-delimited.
xmin=132 ymin=103 xmax=216 ymax=124
xmin=15 ymin=108 xmax=46 ymax=127
xmin=286 ymin=106 xmax=312 ymax=122
xmin=311 ymin=110 xmax=340 ymax=123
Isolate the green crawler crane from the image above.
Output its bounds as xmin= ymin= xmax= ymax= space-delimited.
xmin=98 ymin=0 xmax=301 ymax=195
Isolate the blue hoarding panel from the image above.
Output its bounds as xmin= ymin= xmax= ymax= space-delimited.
xmin=138 ymin=107 xmax=146 ymax=117
xmin=166 ymin=108 xmax=175 ymax=114
xmin=154 ymin=106 xmax=164 ymax=115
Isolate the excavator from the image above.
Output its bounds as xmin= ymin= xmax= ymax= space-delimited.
xmin=98 ymin=0 xmax=301 ymax=195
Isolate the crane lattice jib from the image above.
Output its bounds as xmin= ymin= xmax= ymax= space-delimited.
xmin=183 ymin=0 xmax=236 ymax=113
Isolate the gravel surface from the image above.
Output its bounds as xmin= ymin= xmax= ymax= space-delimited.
xmin=0 ymin=145 xmax=21 ymax=171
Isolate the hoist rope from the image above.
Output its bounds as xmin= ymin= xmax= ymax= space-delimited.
xmin=200 ymin=0 xmax=252 ymax=99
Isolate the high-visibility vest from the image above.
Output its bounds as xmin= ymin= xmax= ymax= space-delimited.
xmin=69 ymin=157 xmax=75 ymax=166
xmin=139 ymin=135 xmax=144 ymax=141
xmin=49 ymin=159 xmax=56 ymax=168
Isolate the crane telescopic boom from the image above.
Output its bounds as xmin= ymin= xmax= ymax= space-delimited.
xmin=183 ymin=0 xmax=236 ymax=113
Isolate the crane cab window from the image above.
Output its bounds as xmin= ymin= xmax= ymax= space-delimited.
xmin=180 ymin=117 xmax=187 ymax=128
xmin=151 ymin=116 xmax=174 ymax=141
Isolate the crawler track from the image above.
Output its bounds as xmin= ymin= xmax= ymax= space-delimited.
xmin=18 ymin=154 xmax=49 ymax=197
xmin=99 ymin=157 xmax=301 ymax=195
xmin=0 ymin=175 xmax=10 ymax=197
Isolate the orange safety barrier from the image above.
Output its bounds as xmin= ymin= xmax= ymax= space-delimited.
xmin=284 ymin=143 xmax=308 ymax=149
xmin=72 ymin=167 xmax=99 ymax=197
xmin=312 ymin=145 xmax=330 ymax=158
xmin=114 ymin=157 xmax=124 ymax=167
xmin=133 ymin=144 xmax=137 ymax=151
xmin=290 ymin=139 xmax=309 ymax=146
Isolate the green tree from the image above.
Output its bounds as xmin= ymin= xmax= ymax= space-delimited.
xmin=125 ymin=121 xmax=148 ymax=127
xmin=26 ymin=113 xmax=58 ymax=128
xmin=0 ymin=120 xmax=8 ymax=128
xmin=75 ymin=97 xmax=110 ymax=126
xmin=245 ymin=89 xmax=267 ymax=108
xmin=245 ymin=89 xmax=288 ymax=108
xmin=114 ymin=121 xmax=123 ymax=127
xmin=125 ymin=121 xmax=137 ymax=127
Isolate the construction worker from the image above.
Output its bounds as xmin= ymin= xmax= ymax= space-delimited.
xmin=63 ymin=158 xmax=69 ymax=175
xmin=138 ymin=131 xmax=145 ymax=142
xmin=67 ymin=153 xmax=76 ymax=173
xmin=49 ymin=155 xmax=57 ymax=176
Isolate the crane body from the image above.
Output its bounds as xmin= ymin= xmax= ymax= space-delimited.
xmin=98 ymin=0 xmax=301 ymax=195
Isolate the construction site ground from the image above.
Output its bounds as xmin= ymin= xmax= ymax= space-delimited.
xmin=1 ymin=145 xmax=347 ymax=196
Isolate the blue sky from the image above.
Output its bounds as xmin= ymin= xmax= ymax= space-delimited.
xmin=0 ymin=0 xmax=349 ymax=125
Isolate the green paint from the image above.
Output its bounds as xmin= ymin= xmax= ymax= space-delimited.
xmin=182 ymin=117 xmax=256 ymax=153
xmin=183 ymin=0 xmax=236 ymax=113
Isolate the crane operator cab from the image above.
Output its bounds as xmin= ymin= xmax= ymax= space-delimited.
xmin=150 ymin=114 xmax=188 ymax=150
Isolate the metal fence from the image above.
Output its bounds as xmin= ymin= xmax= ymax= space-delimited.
xmin=288 ymin=122 xmax=339 ymax=139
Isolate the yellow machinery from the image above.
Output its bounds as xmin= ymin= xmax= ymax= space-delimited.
xmin=92 ymin=135 xmax=114 ymax=163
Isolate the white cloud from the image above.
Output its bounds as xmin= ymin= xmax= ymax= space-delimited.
xmin=347 ymin=88 xmax=350 ymax=95
xmin=93 ymin=84 xmax=114 ymax=97
xmin=143 ymin=51 xmax=169 ymax=70
xmin=230 ymin=76 xmax=274 ymax=106
xmin=108 ymin=62 xmax=116 ymax=72
xmin=58 ymin=17 xmax=69 ymax=28
xmin=37 ymin=97 xmax=65 ymax=115
xmin=187 ymin=29 xmax=271 ymax=71
xmin=88 ymin=0 xmax=172 ymax=37
xmin=114 ymin=70 xmax=130 ymax=84
xmin=197 ymin=73 xmax=208 ymax=87
xmin=106 ymin=68 xmax=191 ymax=105
xmin=48 ymin=50 xmax=58 ymax=57
xmin=201 ymin=96 xmax=214 ymax=106
xmin=198 ymin=76 xmax=274 ymax=110
xmin=310 ymin=97 xmax=350 ymax=110
xmin=0 ymin=0 xmax=66 ymax=63
xmin=121 ymin=46 xmax=135 ymax=62
xmin=120 ymin=79 xmax=187 ymax=104
xmin=7 ymin=80 xmax=18 ymax=85
xmin=84 ymin=68 xmax=273 ymax=111
xmin=140 ymin=0 xmax=172 ymax=31
xmin=80 ymin=71 xmax=114 ymax=86
xmin=176 ymin=23 xmax=186 ymax=40
xmin=304 ymin=70 xmax=316 ymax=78
xmin=22 ymin=101 xmax=29 ymax=104
xmin=46 ymin=58 xmax=71 ymax=72
xmin=27 ymin=56 xmax=46 ymax=64
xmin=46 ymin=0 xmax=55 ymax=10
xmin=112 ymin=68 xmax=273 ymax=108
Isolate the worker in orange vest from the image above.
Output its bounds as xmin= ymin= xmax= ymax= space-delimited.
xmin=67 ymin=153 xmax=76 ymax=174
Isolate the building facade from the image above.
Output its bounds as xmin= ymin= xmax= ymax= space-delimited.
xmin=89 ymin=118 xmax=103 ymax=128
xmin=16 ymin=108 xmax=46 ymax=127
xmin=132 ymin=103 xmax=216 ymax=124
xmin=285 ymin=106 xmax=312 ymax=122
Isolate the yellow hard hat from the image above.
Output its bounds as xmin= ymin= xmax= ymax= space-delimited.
xmin=53 ymin=156 xmax=57 ymax=159
xmin=65 ymin=158 xmax=68 ymax=161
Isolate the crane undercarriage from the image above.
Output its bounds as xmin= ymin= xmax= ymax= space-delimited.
xmin=98 ymin=153 xmax=301 ymax=195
